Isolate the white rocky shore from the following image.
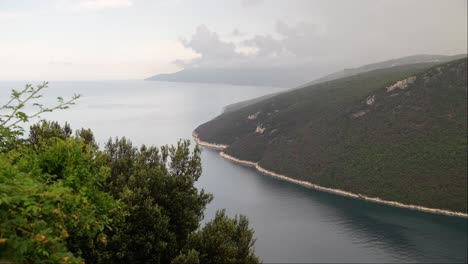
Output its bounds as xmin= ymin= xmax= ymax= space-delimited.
xmin=192 ymin=131 xmax=228 ymax=150
xmin=192 ymin=131 xmax=468 ymax=218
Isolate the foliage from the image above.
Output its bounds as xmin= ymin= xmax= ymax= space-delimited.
xmin=171 ymin=249 xmax=200 ymax=264
xmin=29 ymin=121 xmax=72 ymax=147
xmin=195 ymin=58 xmax=468 ymax=212
xmin=0 ymin=83 xmax=259 ymax=263
xmin=174 ymin=210 xmax=259 ymax=264
xmin=0 ymin=151 xmax=84 ymax=264
xmin=101 ymin=138 xmax=213 ymax=263
xmin=0 ymin=133 xmax=119 ymax=263
xmin=0 ymin=82 xmax=79 ymax=152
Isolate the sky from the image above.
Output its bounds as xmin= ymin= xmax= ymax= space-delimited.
xmin=1 ymin=0 xmax=467 ymax=80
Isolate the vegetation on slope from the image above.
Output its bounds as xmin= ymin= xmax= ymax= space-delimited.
xmin=195 ymin=58 xmax=468 ymax=213
xmin=222 ymin=54 xmax=466 ymax=113
xmin=0 ymin=83 xmax=259 ymax=263
xmin=297 ymin=53 xmax=467 ymax=88
xmin=146 ymin=65 xmax=333 ymax=87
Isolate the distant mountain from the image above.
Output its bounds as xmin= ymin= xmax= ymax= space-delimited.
xmin=223 ymin=54 xmax=467 ymax=113
xmin=146 ymin=65 xmax=335 ymax=87
xmin=194 ymin=57 xmax=468 ymax=213
xmin=298 ymin=54 xmax=467 ymax=88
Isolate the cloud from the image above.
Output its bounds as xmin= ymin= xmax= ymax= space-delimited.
xmin=181 ymin=25 xmax=238 ymax=60
xmin=177 ymin=25 xmax=243 ymax=67
xmin=56 ymin=0 xmax=133 ymax=10
xmin=49 ymin=60 xmax=73 ymax=66
xmin=242 ymin=0 xmax=262 ymax=7
xmin=80 ymin=0 xmax=133 ymax=9
xmin=175 ymin=21 xmax=324 ymax=70
xmin=275 ymin=21 xmax=320 ymax=56
xmin=240 ymin=20 xmax=320 ymax=58
xmin=231 ymin=28 xmax=244 ymax=37
xmin=0 ymin=12 xmax=24 ymax=20
xmin=241 ymin=35 xmax=284 ymax=57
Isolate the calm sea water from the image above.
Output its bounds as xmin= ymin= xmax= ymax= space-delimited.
xmin=1 ymin=80 xmax=467 ymax=263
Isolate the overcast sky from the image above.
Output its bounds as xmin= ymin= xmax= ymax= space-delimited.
xmin=1 ymin=0 xmax=466 ymax=80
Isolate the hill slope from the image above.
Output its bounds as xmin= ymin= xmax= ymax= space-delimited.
xmin=298 ymin=54 xmax=467 ymax=88
xmin=194 ymin=58 xmax=468 ymax=213
xmin=146 ymin=65 xmax=334 ymax=87
xmin=223 ymin=54 xmax=467 ymax=113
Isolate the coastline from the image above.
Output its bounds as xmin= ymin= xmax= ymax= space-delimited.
xmin=192 ymin=131 xmax=229 ymax=150
xmin=193 ymin=131 xmax=468 ymax=218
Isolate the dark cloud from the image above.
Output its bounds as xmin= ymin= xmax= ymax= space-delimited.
xmin=178 ymin=21 xmax=322 ymax=70
xmin=240 ymin=21 xmax=321 ymax=59
xmin=241 ymin=35 xmax=284 ymax=57
xmin=180 ymin=24 xmax=239 ymax=61
xmin=177 ymin=24 xmax=243 ymax=67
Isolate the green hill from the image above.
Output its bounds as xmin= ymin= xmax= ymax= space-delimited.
xmin=299 ymin=54 xmax=467 ymax=88
xmin=222 ymin=54 xmax=466 ymax=113
xmin=223 ymin=54 xmax=467 ymax=113
xmin=194 ymin=58 xmax=468 ymax=213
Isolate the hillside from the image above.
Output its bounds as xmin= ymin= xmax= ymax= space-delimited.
xmin=223 ymin=54 xmax=467 ymax=113
xmin=223 ymin=92 xmax=281 ymax=113
xmin=298 ymin=54 xmax=467 ymax=88
xmin=194 ymin=58 xmax=468 ymax=213
xmin=146 ymin=65 xmax=335 ymax=87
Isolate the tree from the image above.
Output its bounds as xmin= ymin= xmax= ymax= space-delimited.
xmin=171 ymin=249 xmax=200 ymax=264
xmin=29 ymin=121 xmax=72 ymax=147
xmin=0 ymin=151 xmax=86 ymax=263
xmin=0 ymin=82 xmax=79 ymax=152
xmin=176 ymin=210 xmax=259 ymax=264
xmin=0 ymin=83 xmax=115 ymax=263
xmin=0 ymin=130 xmax=119 ymax=263
xmin=1 ymin=82 xmax=260 ymax=264
xmin=102 ymin=138 xmax=213 ymax=263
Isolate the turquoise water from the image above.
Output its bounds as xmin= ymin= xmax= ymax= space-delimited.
xmin=1 ymin=80 xmax=466 ymax=263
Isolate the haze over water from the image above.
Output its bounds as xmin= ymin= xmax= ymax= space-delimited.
xmin=1 ymin=80 xmax=466 ymax=263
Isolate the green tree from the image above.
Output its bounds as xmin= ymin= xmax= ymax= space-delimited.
xmin=102 ymin=138 xmax=213 ymax=263
xmin=29 ymin=121 xmax=72 ymax=147
xmin=0 ymin=129 xmax=120 ymax=263
xmin=171 ymin=249 xmax=200 ymax=264
xmin=0 ymin=83 xmax=115 ymax=263
xmin=177 ymin=210 xmax=259 ymax=264
xmin=1 ymin=82 xmax=260 ymax=264
xmin=0 ymin=151 xmax=85 ymax=263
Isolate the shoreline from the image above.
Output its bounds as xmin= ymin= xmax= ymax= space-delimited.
xmin=193 ymin=131 xmax=468 ymax=218
xmin=192 ymin=131 xmax=228 ymax=150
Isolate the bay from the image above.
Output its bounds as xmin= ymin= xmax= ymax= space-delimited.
xmin=1 ymin=80 xmax=466 ymax=263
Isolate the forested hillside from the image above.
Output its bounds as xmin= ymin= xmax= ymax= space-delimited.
xmin=195 ymin=58 xmax=468 ymax=213
xmin=222 ymin=54 xmax=466 ymax=113
xmin=298 ymin=54 xmax=467 ymax=88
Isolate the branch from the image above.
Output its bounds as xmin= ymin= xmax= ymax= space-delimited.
xmin=0 ymin=83 xmax=45 ymax=127
xmin=0 ymin=82 xmax=81 ymax=131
